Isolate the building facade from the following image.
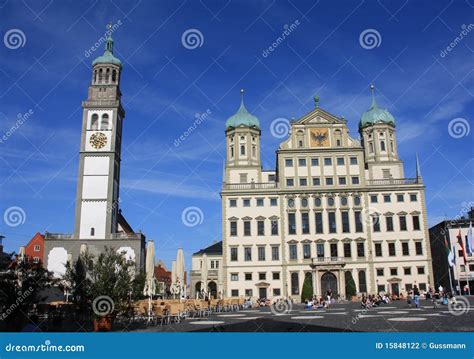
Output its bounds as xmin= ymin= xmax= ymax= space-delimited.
xmin=221 ymin=88 xmax=434 ymax=302
xmin=429 ymin=207 xmax=474 ymax=293
xmin=190 ymin=241 xmax=223 ymax=299
xmin=23 ymin=232 xmax=45 ymax=265
xmin=44 ymin=31 xmax=145 ymax=277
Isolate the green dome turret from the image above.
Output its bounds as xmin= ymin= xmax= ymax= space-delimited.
xmin=92 ymin=25 xmax=122 ymax=67
xmin=359 ymin=85 xmax=395 ymax=129
xmin=226 ymin=89 xmax=260 ymax=130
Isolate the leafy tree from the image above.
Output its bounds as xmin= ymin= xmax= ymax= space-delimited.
xmin=131 ymin=270 xmax=146 ymax=301
xmin=63 ymin=253 xmax=93 ymax=306
xmin=345 ymin=271 xmax=357 ymax=298
xmin=301 ymin=273 xmax=314 ymax=302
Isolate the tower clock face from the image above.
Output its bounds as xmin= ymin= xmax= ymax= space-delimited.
xmin=90 ymin=132 xmax=108 ymax=149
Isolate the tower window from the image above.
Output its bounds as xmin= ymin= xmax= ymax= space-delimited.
xmin=90 ymin=227 xmax=95 ymax=236
xmin=112 ymin=70 xmax=117 ymax=83
xmin=230 ymin=146 xmax=234 ymax=158
xmin=101 ymin=114 xmax=110 ymax=130
xmin=252 ymin=145 xmax=256 ymax=157
xmin=98 ymin=69 xmax=103 ymax=83
xmin=91 ymin=114 xmax=99 ymax=130
xmin=369 ymin=142 xmax=374 ymax=153
xmin=240 ymin=145 xmax=245 ymax=155
xmin=106 ymin=68 xmax=110 ymax=84
xmin=380 ymin=141 xmax=386 ymax=151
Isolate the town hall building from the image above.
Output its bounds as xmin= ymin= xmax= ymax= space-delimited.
xmin=193 ymin=87 xmax=434 ymax=302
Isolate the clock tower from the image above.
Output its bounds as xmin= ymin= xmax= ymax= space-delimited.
xmin=73 ymin=31 xmax=124 ymax=240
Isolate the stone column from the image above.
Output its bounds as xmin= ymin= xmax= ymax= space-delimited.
xmin=312 ymin=267 xmax=319 ymax=298
xmin=340 ymin=269 xmax=346 ymax=300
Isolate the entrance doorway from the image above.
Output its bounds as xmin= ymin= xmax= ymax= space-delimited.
xmin=208 ymin=281 xmax=217 ymax=299
xmin=391 ymin=283 xmax=400 ymax=296
xmin=259 ymin=287 xmax=267 ymax=299
xmin=321 ymin=271 xmax=338 ymax=296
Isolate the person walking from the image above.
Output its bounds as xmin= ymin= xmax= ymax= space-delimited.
xmin=413 ymin=285 xmax=420 ymax=308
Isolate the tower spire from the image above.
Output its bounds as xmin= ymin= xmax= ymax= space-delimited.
xmin=105 ymin=23 xmax=114 ymax=53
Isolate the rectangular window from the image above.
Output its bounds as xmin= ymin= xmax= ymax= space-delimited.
xmin=258 ymin=247 xmax=265 ymax=261
xmin=301 ymin=212 xmax=310 ymax=234
xmin=312 ymin=177 xmax=321 ymax=186
xmin=230 ymin=221 xmax=237 ymax=236
xmin=303 ymin=244 xmax=311 ymax=259
xmin=244 ymin=247 xmax=252 ymax=261
xmin=273 ymin=288 xmax=281 ymax=296
xmin=286 ymin=178 xmax=294 ymax=187
xmin=397 ymin=194 xmax=404 ymax=202
xmin=388 ymin=242 xmax=396 ymax=256
xmin=271 ymin=246 xmax=279 ymax=261
xmin=285 ymin=159 xmax=293 ymax=167
xmin=245 ymin=289 xmax=253 ymax=297
xmin=399 ymin=216 xmax=407 ymax=231
xmin=354 ymin=211 xmax=363 ymax=232
xmin=231 ymin=273 xmax=238 ymax=281
xmin=343 ymin=243 xmax=351 ymax=258
xmin=244 ymin=221 xmax=251 ymax=236
xmin=417 ymin=266 xmax=425 ymax=274
xmin=410 ymin=194 xmax=417 ymax=202
xmin=230 ymin=247 xmax=238 ymax=261
xmin=315 ymin=212 xmax=323 ymax=234
xmin=271 ymin=220 xmax=278 ymax=235
xmin=341 ymin=211 xmax=350 ymax=233
xmin=370 ymin=195 xmax=378 ymax=203
xmin=376 ymin=268 xmax=384 ymax=276
xmin=351 ymin=176 xmax=360 ymax=185
xmin=229 ymin=199 xmax=237 ymax=207
xmin=337 ymin=157 xmax=344 ymax=165
xmin=330 ymin=243 xmax=338 ymax=258
xmin=210 ymin=261 xmax=215 ymax=269
xmin=288 ymin=213 xmax=296 ymax=235
xmin=413 ymin=215 xmax=420 ymax=230
xmin=243 ymin=199 xmax=250 ymax=207
xmin=325 ymin=177 xmax=334 ymax=185
xmin=375 ymin=243 xmax=382 ymax=257
xmin=298 ymin=158 xmax=306 ymax=166
xmin=289 ymin=244 xmax=297 ymax=260
xmin=328 ymin=212 xmax=337 ymax=233
xmin=350 ymin=157 xmax=358 ymax=165
xmin=268 ymin=174 xmax=275 ymax=182
xmin=272 ymin=272 xmax=280 ymax=280
xmin=402 ymin=242 xmax=409 ymax=256
xmin=33 ymin=245 xmax=41 ymax=252
xmin=404 ymin=267 xmax=411 ymax=275
xmin=317 ymin=243 xmax=324 ymax=258
xmin=33 ymin=257 xmax=39 ymax=263
xmin=357 ymin=242 xmax=365 ymax=257
xmin=383 ymin=195 xmax=391 ymax=203
xmin=256 ymin=198 xmax=264 ymax=207
xmin=231 ymin=289 xmax=239 ymax=297
xmin=311 ymin=158 xmax=319 ymax=166
xmin=372 ymin=215 xmax=380 ymax=232
xmin=324 ymin=158 xmax=332 ymax=166
xmin=270 ymin=198 xmax=278 ymax=206
xmin=259 ymin=272 xmax=266 ymax=280
xmin=386 ymin=216 xmax=394 ymax=231
xmin=338 ymin=177 xmax=347 ymax=185
xmin=257 ymin=220 xmax=264 ymax=236
xmin=299 ymin=178 xmax=307 ymax=186
xmin=415 ymin=242 xmax=423 ymax=255
xmin=390 ymin=268 xmax=398 ymax=276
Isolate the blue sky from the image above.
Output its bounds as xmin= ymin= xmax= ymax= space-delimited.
xmin=0 ymin=0 xmax=473 ymax=273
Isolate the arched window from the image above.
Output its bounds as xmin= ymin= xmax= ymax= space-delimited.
xmin=94 ymin=70 xmax=98 ymax=84
xmin=358 ymin=270 xmax=367 ymax=293
xmin=240 ymin=145 xmax=245 ymax=156
xmin=334 ymin=129 xmax=342 ymax=147
xmin=380 ymin=141 xmax=386 ymax=152
xmin=369 ymin=142 xmax=374 ymax=153
xmin=390 ymin=141 xmax=394 ymax=152
xmin=91 ymin=114 xmax=99 ymax=130
xmin=101 ymin=114 xmax=109 ymax=130
xmin=106 ymin=69 xmax=110 ymax=84
xmin=98 ymin=69 xmax=103 ymax=83
xmin=112 ymin=70 xmax=117 ymax=83
xmin=296 ymin=131 xmax=304 ymax=148
xmin=252 ymin=145 xmax=256 ymax=157
xmin=291 ymin=272 xmax=299 ymax=295
xmin=230 ymin=146 xmax=234 ymax=158
xmin=90 ymin=227 xmax=95 ymax=236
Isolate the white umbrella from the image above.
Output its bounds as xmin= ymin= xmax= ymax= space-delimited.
xmin=217 ymin=262 xmax=224 ymax=299
xmin=201 ymin=254 xmax=208 ymax=299
xmin=18 ymin=246 xmax=26 ymax=262
xmin=79 ymin=244 xmax=88 ymax=256
xmin=143 ymin=240 xmax=156 ymax=321
xmin=171 ymin=260 xmax=177 ymax=298
xmin=176 ymin=248 xmax=185 ymax=299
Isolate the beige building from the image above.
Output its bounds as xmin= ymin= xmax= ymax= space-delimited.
xmin=215 ymin=87 xmax=433 ymax=302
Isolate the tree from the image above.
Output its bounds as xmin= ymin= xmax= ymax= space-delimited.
xmin=345 ymin=271 xmax=357 ymax=298
xmin=301 ymin=273 xmax=314 ymax=302
xmin=63 ymin=253 xmax=93 ymax=306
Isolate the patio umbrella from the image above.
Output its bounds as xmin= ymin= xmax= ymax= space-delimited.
xmin=176 ymin=248 xmax=185 ymax=299
xmin=79 ymin=244 xmax=88 ymax=256
xmin=143 ymin=240 xmax=156 ymax=321
xmin=200 ymin=253 xmax=208 ymax=299
xmin=18 ymin=246 xmax=25 ymax=262
xmin=217 ymin=262 xmax=224 ymax=299
xmin=171 ymin=260 xmax=177 ymax=298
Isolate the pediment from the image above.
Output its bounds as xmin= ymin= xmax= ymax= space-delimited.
xmin=295 ymin=107 xmax=345 ymax=126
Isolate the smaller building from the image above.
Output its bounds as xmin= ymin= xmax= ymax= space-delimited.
xmin=429 ymin=207 xmax=474 ymax=293
xmin=24 ymin=232 xmax=45 ymax=265
xmin=190 ymin=241 xmax=222 ymax=298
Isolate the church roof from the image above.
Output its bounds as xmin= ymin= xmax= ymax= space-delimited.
xmin=225 ymin=89 xmax=260 ymax=130
xmin=193 ymin=241 xmax=222 ymax=256
xmin=92 ymin=34 xmax=122 ymax=67
xmin=359 ymin=85 xmax=395 ymax=129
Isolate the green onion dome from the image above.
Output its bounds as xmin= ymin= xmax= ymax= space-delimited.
xmin=92 ymin=34 xmax=122 ymax=67
xmin=359 ymin=85 xmax=395 ymax=129
xmin=226 ymin=89 xmax=260 ymax=129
